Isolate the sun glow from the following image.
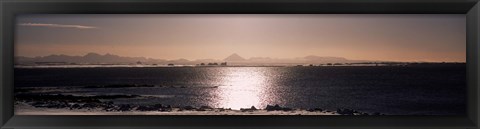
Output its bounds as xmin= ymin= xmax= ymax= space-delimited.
xmin=216 ymin=67 xmax=271 ymax=110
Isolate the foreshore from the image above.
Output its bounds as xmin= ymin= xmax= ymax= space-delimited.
xmin=15 ymin=87 xmax=383 ymax=115
xmin=15 ymin=102 xmax=338 ymax=115
xmin=15 ymin=99 xmax=378 ymax=115
xmin=16 ymin=101 xmax=379 ymax=115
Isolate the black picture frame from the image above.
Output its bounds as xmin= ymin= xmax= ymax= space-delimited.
xmin=1 ymin=0 xmax=479 ymax=129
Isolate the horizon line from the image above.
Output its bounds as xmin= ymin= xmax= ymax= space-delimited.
xmin=15 ymin=52 xmax=466 ymax=63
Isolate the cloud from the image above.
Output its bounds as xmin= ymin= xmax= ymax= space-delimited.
xmin=18 ymin=23 xmax=97 ymax=29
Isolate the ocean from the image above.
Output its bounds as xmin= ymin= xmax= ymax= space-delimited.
xmin=14 ymin=65 xmax=466 ymax=115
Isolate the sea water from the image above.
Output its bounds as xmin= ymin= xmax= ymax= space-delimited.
xmin=14 ymin=65 xmax=466 ymax=115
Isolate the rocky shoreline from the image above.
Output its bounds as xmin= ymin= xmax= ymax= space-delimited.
xmin=15 ymin=93 xmax=383 ymax=115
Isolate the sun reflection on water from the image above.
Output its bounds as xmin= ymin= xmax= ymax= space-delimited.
xmin=215 ymin=67 xmax=272 ymax=110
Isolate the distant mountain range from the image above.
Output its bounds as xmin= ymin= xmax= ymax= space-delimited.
xmin=15 ymin=53 xmax=374 ymax=65
xmin=224 ymin=53 xmax=246 ymax=62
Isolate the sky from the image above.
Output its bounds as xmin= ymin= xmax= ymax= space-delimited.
xmin=15 ymin=14 xmax=466 ymax=62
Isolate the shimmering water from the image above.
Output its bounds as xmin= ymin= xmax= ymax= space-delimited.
xmin=14 ymin=65 xmax=466 ymax=115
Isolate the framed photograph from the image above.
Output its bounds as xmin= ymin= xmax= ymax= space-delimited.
xmin=1 ymin=0 xmax=479 ymax=129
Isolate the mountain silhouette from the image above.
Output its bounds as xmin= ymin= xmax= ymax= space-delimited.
xmin=16 ymin=53 xmax=159 ymax=65
xmin=223 ymin=53 xmax=246 ymax=62
xmin=15 ymin=52 xmax=379 ymax=66
xmin=303 ymin=55 xmax=349 ymax=63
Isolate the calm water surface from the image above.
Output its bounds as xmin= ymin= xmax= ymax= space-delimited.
xmin=15 ymin=66 xmax=466 ymax=115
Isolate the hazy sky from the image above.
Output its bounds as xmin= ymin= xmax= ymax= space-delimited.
xmin=16 ymin=14 xmax=466 ymax=62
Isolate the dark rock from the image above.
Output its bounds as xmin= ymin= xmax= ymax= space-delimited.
xmin=265 ymin=105 xmax=275 ymax=111
xmin=200 ymin=106 xmax=212 ymax=110
xmin=274 ymin=104 xmax=281 ymax=110
xmin=183 ymin=106 xmax=195 ymax=110
xmin=118 ymin=104 xmax=131 ymax=111
xmin=307 ymin=108 xmax=323 ymax=112
xmin=240 ymin=106 xmax=258 ymax=112
xmin=82 ymin=103 xmax=98 ymax=109
xmin=337 ymin=108 xmax=355 ymax=115
xmin=195 ymin=106 xmax=213 ymax=111
xmin=282 ymin=108 xmax=293 ymax=111
xmin=159 ymin=108 xmax=172 ymax=112
xmin=153 ymin=104 xmax=163 ymax=109
xmin=102 ymin=102 xmax=116 ymax=111
xmin=265 ymin=104 xmax=290 ymax=111
xmin=136 ymin=105 xmax=154 ymax=111
xmin=70 ymin=104 xmax=80 ymax=109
